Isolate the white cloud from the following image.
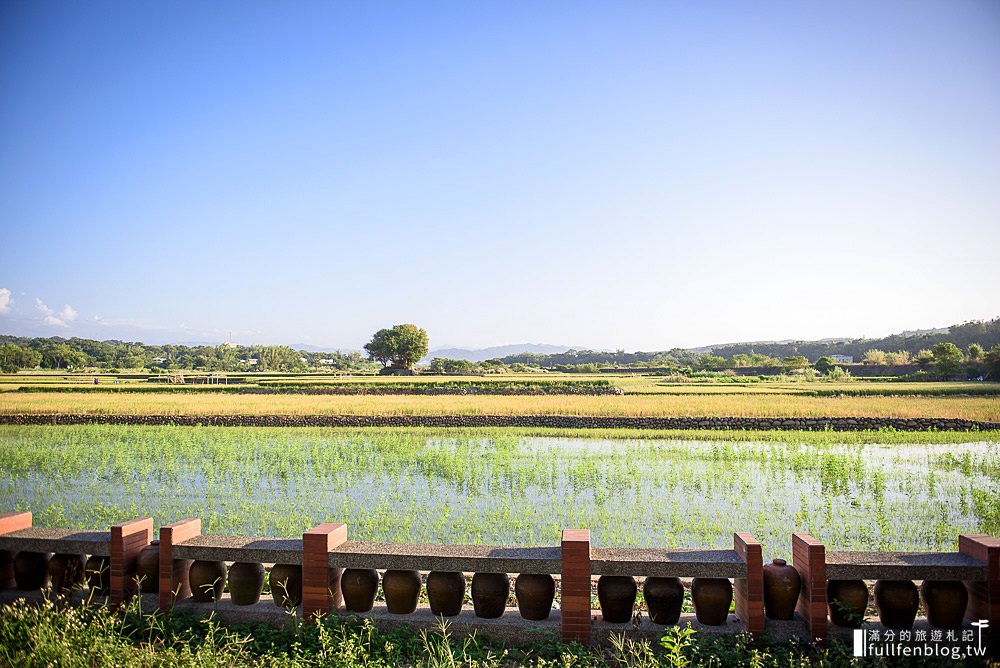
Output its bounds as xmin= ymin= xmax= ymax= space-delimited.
xmin=35 ymin=298 xmax=77 ymax=327
xmin=0 ymin=288 xmax=11 ymax=314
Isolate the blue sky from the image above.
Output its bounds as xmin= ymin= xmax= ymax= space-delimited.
xmin=2 ymin=1 xmax=998 ymax=351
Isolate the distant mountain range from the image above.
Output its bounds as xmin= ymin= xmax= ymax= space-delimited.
xmin=425 ymin=343 xmax=578 ymax=363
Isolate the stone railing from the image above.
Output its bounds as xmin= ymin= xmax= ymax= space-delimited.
xmin=0 ymin=512 xmax=996 ymax=647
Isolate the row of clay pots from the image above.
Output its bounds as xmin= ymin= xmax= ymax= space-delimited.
xmin=341 ymin=569 xmax=557 ymax=620
xmin=187 ymin=560 xmax=303 ymax=607
xmin=598 ymin=576 xmax=734 ymax=625
xmin=828 ymin=579 xmax=969 ymax=630
xmin=3 ymin=550 xmax=113 ymax=596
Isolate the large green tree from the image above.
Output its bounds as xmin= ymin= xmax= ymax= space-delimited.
xmin=931 ymin=342 xmax=964 ymax=377
xmin=0 ymin=343 xmax=42 ymax=373
xmin=364 ymin=324 xmax=429 ymax=370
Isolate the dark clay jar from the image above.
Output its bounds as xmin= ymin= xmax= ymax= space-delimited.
xmin=85 ymin=555 xmax=111 ymax=597
xmin=827 ymin=580 xmax=868 ymax=628
xmin=269 ymin=564 xmax=302 ymax=608
xmin=515 ymin=573 xmax=555 ymax=621
xmin=597 ymin=575 xmax=637 ymax=624
xmin=471 ymin=572 xmax=509 ymax=619
xmin=13 ymin=551 xmax=50 ymax=591
xmin=48 ymin=553 xmax=86 ymax=594
xmin=874 ymin=580 xmax=919 ymax=630
xmin=643 ymin=577 xmax=684 ymax=626
xmin=135 ymin=541 xmax=160 ymax=593
xmin=341 ymin=568 xmax=379 ymax=612
xmin=189 ymin=560 xmax=226 ymax=602
xmin=228 ymin=562 xmax=265 ymax=606
xmin=763 ymin=558 xmax=801 ymax=620
xmin=691 ymin=578 xmax=732 ymax=626
xmin=382 ymin=569 xmax=421 ymax=614
xmin=426 ymin=571 xmax=465 ymax=617
xmin=921 ymin=581 xmax=968 ymax=630
xmin=0 ymin=550 xmax=15 ymax=589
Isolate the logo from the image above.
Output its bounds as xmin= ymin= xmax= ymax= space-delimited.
xmin=853 ymin=620 xmax=989 ymax=660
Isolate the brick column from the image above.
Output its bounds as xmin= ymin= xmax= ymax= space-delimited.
xmin=560 ymin=529 xmax=591 ymax=645
xmin=302 ymin=522 xmax=347 ymax=619
xmin=110 ymin=517 xmax=153 ymax=606
xmin=159 ymin=518 xmax=201 ymax=610
xmin=959 ymin=534 xmax=998 ymax=627
xmin=792 ymin=533 xmax=827 ymax=641
xmin=734 ymin=532 xmax=764 ymax=635
xmin=0 ymin=512 xmax=31 ymax=590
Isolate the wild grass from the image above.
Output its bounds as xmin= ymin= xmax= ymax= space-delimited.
xmin=1 ymin=426 xmax=995 ymax=557
xmin=0 ymin=595 xmax=907 ymax=667
xmin=2 ymin=391 xmax=998 ymax=421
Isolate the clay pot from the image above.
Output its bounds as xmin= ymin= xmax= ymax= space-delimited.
xmin=827 ymin=580 xmax=868 ymax=628
xmin=471 ymin=572 xmax=509 ymax=619
xmin=691 ymin=578 xmax=732 ymax=626
xmin=763 ymin=558 xmax=801 ymax=620
xmin=13 ymin=551 xmax=50 ymax=590
xmin=341 ymin=568 xmax=379 ymax=612
xmin=189 ymin=560 xmax=226 ymax=602
xmin=515 ymin=573 xmax=555 ymax=621
xmin=921 ymin=580 xmax=968 ymax=630
xmin=85 ymin=556 xmax=111 ymax=596
xmin=874 ymin=580 xmax=919 ymax=630
xmin=382 ymin=569 xmax=421 ymax=614
xmin=228 ymin=562 xmax=265 ymax=606
xmin=0 ymin=550 xmax=15 ymax=589
xmin=269 ymin=564 xmax=302 ymax=608
xmin=597 ymin=575 xmax=637 ymax=624
xmin=135 ymin=541 xmax=160 ymax=593
xmin=48 ymin=554 xmax=86 ymax=594
xmin=643 ymin=577 xmax=684 ymax=626
xmin=426 ymin=571 xmax=465 ymax=617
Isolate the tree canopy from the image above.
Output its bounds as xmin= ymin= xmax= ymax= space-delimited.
xmin=364 ymin=324 xmax=429 ymax=370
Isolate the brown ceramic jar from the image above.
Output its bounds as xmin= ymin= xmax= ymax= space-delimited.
xmin=341 ymin=568 xmax=379 ymax=612
xmin=269 ymin=564 xmax=302 ymax=608
xmin=47 ymin=553 xmax=86 ymax=594
xmin=643 ymin=577 xmax=684 ymax=626
xmin=921 ymin=580 xmax=968 ymax=630
xmin=827 ymin=580 xmax=868 ymax=628
xmin=515 ymin=573 xmax=555 ymax=621
xmin=189 ymin=560 xmax=226 ymax=602
xmin=471 ymin=572 xmax=509 ymax=619
xmin=382 ymin=569 xmax=421 ymax=614
xmin=135 ymin=540 xmax=160 ymax=593
xmin=426 ymin=571 xmax=465 ymax=617
xmin=597 ymin=575 xmax=637 ymax=623
xmin=874 ymin=580 xmax=919 ymax=630
xmin=14 ymin=551 xmax=51 ymax=590
xmin=762 ymin=558 xmax=801 ymax=620
xmin=228 ymin=562 xmax=265 ymax=606
xmin=85 ymin=555 xmax=111 ymax=597
xmin=691 ymin=578 xmax=732 ymax=626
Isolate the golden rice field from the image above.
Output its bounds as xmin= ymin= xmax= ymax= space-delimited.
xmin=2 ymin=391 xmax=999 ymax=421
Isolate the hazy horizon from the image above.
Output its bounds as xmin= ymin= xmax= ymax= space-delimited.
xmin=3 ymin=2 xmax=999 ymax=351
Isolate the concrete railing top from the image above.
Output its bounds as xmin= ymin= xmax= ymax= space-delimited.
xmin=825 ymin=550 xmax=988 ymax=581
xmin=326 ymin=542 xmax=563 ymax=574
xmin=591 ymin=548 xmax=746 ymax=578
xmin=172 ymin=535 xmax=302 ymax=565
xmin=0 ymin=527 xmax=111 ymax=556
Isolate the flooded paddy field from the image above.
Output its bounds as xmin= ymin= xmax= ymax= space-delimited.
xmin=1 ymin=425 xmax=995 ymax=558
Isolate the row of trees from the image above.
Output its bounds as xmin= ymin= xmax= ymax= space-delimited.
xmin=0 ymin=335 xmax=380 ymax=373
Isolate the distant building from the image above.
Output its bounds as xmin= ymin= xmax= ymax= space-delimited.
xmin=829 ymin=354 xmax=853 ymax=363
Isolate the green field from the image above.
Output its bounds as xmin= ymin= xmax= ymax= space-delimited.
xmin=2 ymin=425 xmax=996 ymax=558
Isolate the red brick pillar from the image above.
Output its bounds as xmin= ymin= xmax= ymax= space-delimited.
xmin=959 ymin=534 xmax=998 ymax=626
xmin=110 ymin=517 xmax=153 ymax=606
xmin=792 ymin=533 xmax=827 ymax=641
xmin=0 ymin=512 xmax=31 ymax=589
xmin=560 ymin=529 xmax=591 ymax=645
xmin=303 ymin=523 xmax=347 ymax=620
xmin=159 ymin=518 xmax=201 ymax=610
xmin=734 ymin=532 xmax=764 ymax=635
